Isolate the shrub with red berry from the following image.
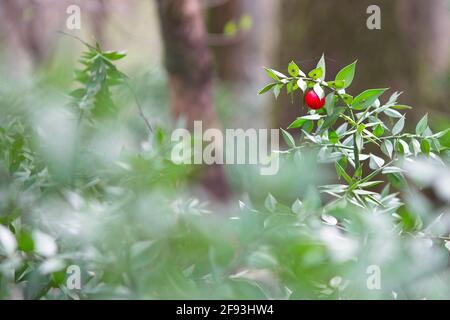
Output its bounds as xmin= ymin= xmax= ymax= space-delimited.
xmin=260 ymin=55 xmax=449 ymax=210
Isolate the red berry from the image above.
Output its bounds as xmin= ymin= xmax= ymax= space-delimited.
xmin=304 ymin=90 xmax=325 ymax=110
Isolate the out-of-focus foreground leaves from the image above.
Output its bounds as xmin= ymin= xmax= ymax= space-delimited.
xmin=0 ymin=45 xmax=450 ymax=300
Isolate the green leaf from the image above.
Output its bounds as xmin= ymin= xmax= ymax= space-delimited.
xmin=415 ymin=114 xmax=428 ymax=136
xmin=420 ymin=139 xmax=431 ymax=154
xmin=383 ymin=108 xmax=403 ymax=118
xmin=396 ymin=139 xmax=410 ymax=155
xmin=316 ymin=54 xmax=326 ymax=80
xmin=432 ymin=128 xmax=450 ymax=139
xmin=381 ymin=140 xmax=393 ymax=158
xmin=264 ymin=194 xmax=277 ymax=212
xmin=102 ymin=50 xmax=127 ymax=61
xmin=0 ymin=225 xmax=16 ymax=255
xmin=431 ymin=138 xmax=442 ymax=152
xmin=335 ymin=162 xmax=353 ymax=184
xmin=357 ymin=124 xmax=366 ymax=134
xmin=297 ymin=78 xmax=307 ymax=92
xmin=281 ymin=128 xmax=295 ymax=147
xmin=391 ymin=104 xmax=412 ymax=110
xmin=335 ymin=60 xmax=357 ymax=89
xmin=382 ymin=166 xmax=405 ymax=174
xmin=291 ymin=199 xmax=303 ymax=214
xmin=369 ymin=153 xmax=385 ymax=170
xmin=392 ymin=116 xmax=405 ymax=135
xmin=273 ymin=84 xmax=283 ymax=99
xmin=288 ymin=61 xmax=300 ymax=77
xmin=327 ymin=80 xmax=345 ymax=90
xmin=313 ymin=83 xmax=324 ymax=99
xmin=328 ymin=130 xmax=339 ymax=144
xmin=18 ymin=231 xmax=34 ymax=253
xmin=303 ymin=120 xmax=314 ymax=133
xmin=286 ymin=81 xmax=296 ymax=94
xmin=340 ymin=93 xmax=354 ymax=105
xmin=354 ymin=165 xmax=363 ymax=179
xmin=287 ymin=118 xmax=305 ymax=129
xmin=320 ymin=184 xmax=348 ymax=194
xmin=387 ymin=172 xmax=407 ymax=189
xmin=352 ymin=89 xmax=387 ymax=110
xmin=411 ymin=138 xmax=421 ymax=155
xmin=287 ymin=114 xmax=323 ymax=129
xmin=258 ymin=83 xmax=277 ymax=95
xmin=373 ymin=124 xmax=384 ymax=137
xmin=358 ymin=180 xmax=384 ymax=188
xmin=308 ymin=67 xmax=323 ymax=80
xmin=355 ymin=132 xmax=363 ymax=150
xmin=318 ymin=107 xmax=345 ymax=135
xmin=300 ymin=114 xmax=324 ymax=120
xmin=264 ymin=67 xmax=286 ymax=81
xmin=324 ymin=93 xmax=335 ymax=115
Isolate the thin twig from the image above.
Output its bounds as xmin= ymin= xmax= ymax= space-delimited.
xmin=57 ymin=30 xmax=97 ymax=51
xmin=125 ymin=81 xmax=154 ymax=134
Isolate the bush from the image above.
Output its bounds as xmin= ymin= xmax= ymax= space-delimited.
xmin=0 ymin=45 xmax=449 ymax=300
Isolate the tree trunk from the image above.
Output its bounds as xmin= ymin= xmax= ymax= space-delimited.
xmin=88 ymin=0 xmax=110 ymax=47
xmin=207 ymin=0 xmax=245 ymax=82
xmin=0 ymin=0 xmax=48 ymax=66
xmin=207 ymin=0 xmax=279 ymax=129
xmin=156 ymin=0 xmax=230 ymax=200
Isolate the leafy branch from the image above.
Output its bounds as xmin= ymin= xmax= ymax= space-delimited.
xmin=260 ymin=55 xmax=448 ymax=210
xmin=59 ymin=31 xmax=153 ymax=133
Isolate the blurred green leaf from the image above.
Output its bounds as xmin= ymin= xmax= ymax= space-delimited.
xmin=281 ymin=128 xmax=295 ymax=147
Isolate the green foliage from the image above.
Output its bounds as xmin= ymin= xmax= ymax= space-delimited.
xmin=260 ymin=56 xmax=448 ymax=211
xmin=71 ymin=43 xmax=127 ymax=119
xmin=1 ymin=43 xmax=450 ymax=301
xmin=335 ymin=60 xmax=357 ymax=88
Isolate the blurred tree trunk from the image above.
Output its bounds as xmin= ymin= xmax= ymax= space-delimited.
xmin=207 ymin=0 xmax=243 ymax=81
xmin=207 ymin=0 xmax=277 ymax=85
xmin=156 ymin=0 xmax=230 ymax=200
xmin=397 ymin=0 xmax=450 ymax=116
xmin=0 ymin=0 xmax=48 ymax=65
xmin=207 ymin=0 xmax=279 ymax=129
xmin=0 ymin=0 xmax=112 ymax=67
xmin=88 ymin=0 xmax=110 ymax=45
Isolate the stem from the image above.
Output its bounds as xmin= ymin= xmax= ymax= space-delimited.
xmin=356 ymin=160 xmax=394 ymax=186
xmin=322 ymin=144 xmax=355 ymax=151
xmin=125 ymin=81 xmax=153 ymax=134
xmin=380 ymin=134 xmax=418 ymax=140
xmin=353 ymin=132 xmax=360 ymax=170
